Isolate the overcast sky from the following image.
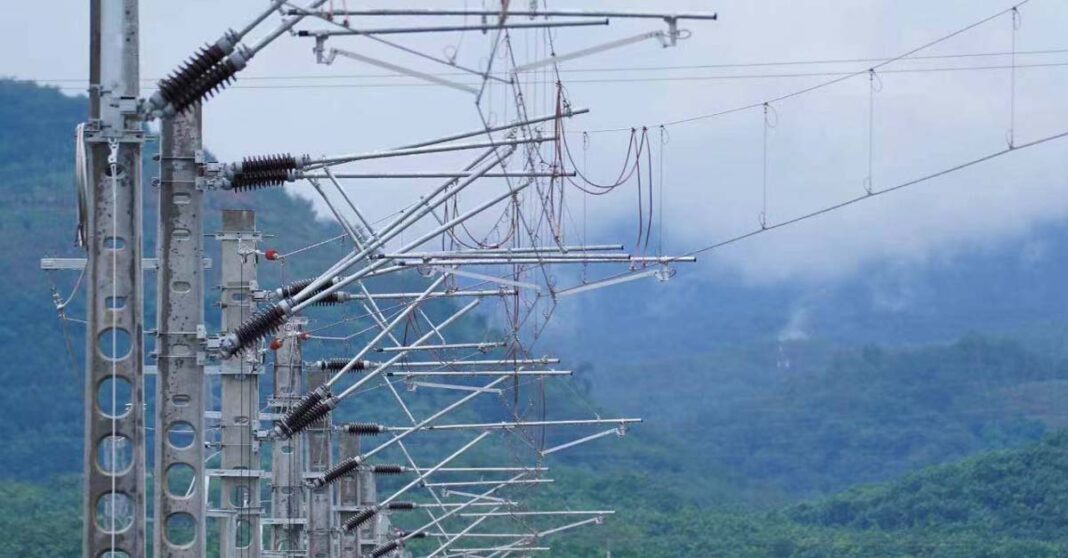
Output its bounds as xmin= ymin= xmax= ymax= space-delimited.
xmin=3 ymin=0 xmax=1067 ymax=285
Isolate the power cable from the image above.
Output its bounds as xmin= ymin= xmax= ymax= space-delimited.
xmin=29 ymin=46 xmax=1068 ymax=84
xmin=582 ymin=0 xmax=1035 ymax=133
xmin=685 ymin=128 xmax=1068 ymax=257
xmin=35 ymin=60 xmax=1068 ymax=94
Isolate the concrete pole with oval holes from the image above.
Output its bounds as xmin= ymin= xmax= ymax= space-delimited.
xmin=216 ymin=210 xmax=263 ymax=558
xmin=84 ymin=0 xmax=146 ymax=556
xmin=270 ymin=318 xmax=308 ymax=552
xmin=154 ymin=106 xmax=206 ymax=557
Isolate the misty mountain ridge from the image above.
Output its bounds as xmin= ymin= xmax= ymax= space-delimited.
xmin=542 ymin=216 xmax=1068 ymax=365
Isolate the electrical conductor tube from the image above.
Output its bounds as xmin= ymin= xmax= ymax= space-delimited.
xmin=219 ymin=301 xmax=289 ymax=357
xmin=275 ymin=396 xmax=337 ymax=439
xmin=370 ymin=541 xmax=400 ymax=557
xmin=228 ymin=154 xmax=300 ymax=190
xmin=316 ymin=358 xmax=368 ymax=372
xmin=342 ymin=422 xmax=386 ymax=435
xmin=313 ymin=456 xmax=362 ymax=488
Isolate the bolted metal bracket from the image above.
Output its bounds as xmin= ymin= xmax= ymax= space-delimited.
xmin=214 ymin=231 xmax=264 ymax=242
xmin=198 ymin=153 xmax=229 ymax=190
xmin=197 ymin=324 xmax=209 ymax=364
xmin=83 ymin=121 xmax=148 ymax=144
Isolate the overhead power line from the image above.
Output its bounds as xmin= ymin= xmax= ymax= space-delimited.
xmin=27 ymin=46 xmax=1068 ymax=85
xmin=583 ymin=0 xmax=1035 ymax=133
xmin=685 ymin=128 xmax=1068 ymax=257
xmin=35 ymin=60 xmax=1068 ymax=94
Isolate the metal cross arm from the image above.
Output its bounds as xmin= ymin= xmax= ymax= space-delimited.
xmin=472 ymin=516 xmax=612 ymax=558
xmin=388 ymin=255 xmax=696 ymax=266
xmin=216 ymin=150 xmax=526 ymax=356
xmin=211 ymin=136 xmax=547 ymax=191
xmin=144 ymin=0 xmax=330 ymax=118
xmin=286 ymin=8 xmax=718 ymax=20
xmin=306 ymin=376 xmax=510 ymax=487
xmin=296 ymin=19 xmax=609 ymax=39
xmin=384 ymin=418 xmax=642 ymax=433
xmin=268 ymin=299 xmax=480 ymax=440
xmin=460 ymin=511 xmax=615 ymax=518
xmin=369 ymin=473 xmax=529 ymax=558
xmin=280 ymin=148 xmax=516 ymax=308
xmin=340 ymin=432 xmax=494 ymax=533
xmin=386 ymin=370 xmax=573 ymax=378
xmin=285 ymin=164 xmax=535 ymax=312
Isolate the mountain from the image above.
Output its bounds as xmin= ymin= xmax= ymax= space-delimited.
xmin=0 ymin=78 xmax=747 ymax=501
xmin=0 ymin=79 xmax=371 ymax=478
xmin=14 ymin=431 xmax=1068 ymax=558
xmin=510 ymin=431 xmax=1068 ymax=557
xmin=543 ymin=218 xmax=1068 ymax=364
xmin=786 ymin=429 xmax=1068 ymax=551
xmin=5 ymin=78 xmax=1068 ymax=558
xmin=654 ymin=335 xmax=1067 ymax=496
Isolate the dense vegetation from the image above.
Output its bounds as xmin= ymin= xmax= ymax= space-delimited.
xmin=593 ymin=335 xmax=1068 ymax=496
xmin=788 ymin=429 xmax=1068 ymax=540
xmin=13 ymin=432 xmax=1068 ymax=557
xmin=5 ymin=79 xmax=1068 ymax=557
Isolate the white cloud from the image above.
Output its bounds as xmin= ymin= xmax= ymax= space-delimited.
xmin=4 ymin=0 xmax=1067 ymax=284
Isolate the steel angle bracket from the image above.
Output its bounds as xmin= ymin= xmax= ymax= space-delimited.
xmin=318 ymin=40 xmax=479 ymax=94
xmin=195 ymin=150 xmax=229 ymax=191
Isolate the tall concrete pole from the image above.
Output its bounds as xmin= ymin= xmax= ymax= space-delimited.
xmin=216 ymin=210 xmax=263 ymax=558
xmin=337 ymin=431 xmax=361 ymax=557
xmin=85 ymin=1 xmax=145 ymax=557
xmin=306 ymin=359 xmax=334 ymax=557
xmin=154 ymin=107 xmax=206 ymax=557
xmin=270 ymin=318 xmax=308 ymax=552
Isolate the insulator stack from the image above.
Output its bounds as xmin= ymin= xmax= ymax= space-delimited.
xmin=371 ymin=464 xmax=404 ymax=475
xmin=157 ymin=57 xmax=240 ymax=115
xmin=220 ymin=303 xmax=288 ymax=357
xmin=400 ymin=531 xmax=427 ymax=539
xmin=370 ymin=541 xmax=400 ymax=558
xmin=342 ymin=422 xmax=386 ymax=436
xmin=287 ymin=386 xmax=328 ymax=422
xmin=157 ymin=43 xmax=227 ymax=105
xmin=387 ymin=502 xmax=416 ymax=511
xmin=273 ymin=387 xmax=329 ymax=438
xmin=277 ymin=397 xmax=335 ymax=440
xmin=231 ymin=154 xmax=298 ymax=190
xmin=313 ymin=456 xmax=362 ymax=488
xmin=316 ymin=358 xmax=368 ymax=372
xmin=310 ymin=292 xmax=345 ymax=306
xmin=342 ymin=507 xmax=379 ymax=532
xmin=276 ymin=277 xmax=338 ymax=299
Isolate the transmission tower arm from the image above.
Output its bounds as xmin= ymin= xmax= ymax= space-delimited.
xmin=143 ymin=0 xmax=330 ymax=119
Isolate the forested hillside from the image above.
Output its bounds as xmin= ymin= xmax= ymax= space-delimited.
xmin=13 ymin=433 xmax=1068 ymax=558
xmin=4 ymin=79 xmax=1068 ymax=558
xmin=591 ymin=335 xmax=1068 ymax=496
xmin=0 ymin=80 xmax=738 ymax=499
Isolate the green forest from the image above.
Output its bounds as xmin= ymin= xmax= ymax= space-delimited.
xmin=3 ymin=78 xmax=1068 ymax=557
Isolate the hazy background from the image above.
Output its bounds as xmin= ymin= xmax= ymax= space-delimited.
xmin=3 ymin=0 xmax=1066 ymax=283
xmin=3 ymin=2 xmax=1068 ymax=556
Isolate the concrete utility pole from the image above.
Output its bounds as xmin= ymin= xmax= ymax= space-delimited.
xmin=215 ymin=210 xmax=263 ymax=558
xmin=85 ymin=1 xmax=146 ymax=557
xmin=269 ymin=318 xmax=308 ymax=554
xmin=306 ymin=356 xmax=334 ymax=557
xmin=154 ymin=107 xmax=206 ymax=558
xmin=337 ymin=430 xmax=361 ymax=556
